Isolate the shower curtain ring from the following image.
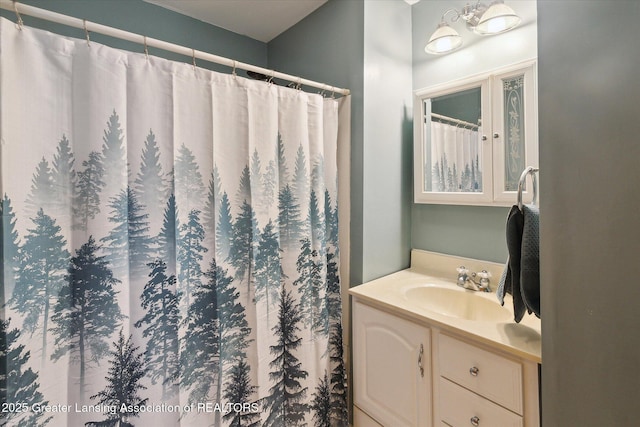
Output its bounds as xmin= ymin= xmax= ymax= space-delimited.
xmin=13 ymin=1 xmax=24 ymax=30
xmin=296 ymin=77 xmax=302 ymax=91
xmin=83 ymin=20 xmax=91 ymax=47
xmin=143 ymin=36 xmax=149 ymax=60
xmin=267 ymin=70 xmax=275 ymax=86
xmin=232 ymin=60 xmax=237 ymax=78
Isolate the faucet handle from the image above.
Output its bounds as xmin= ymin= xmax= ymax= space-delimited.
xmin=477 ymin=269 xmax=491 ymax=292
xmin=456 ymin=266 xmax=469 ymax=275
xmin=476 ymin=270 xmax=491 ymax=279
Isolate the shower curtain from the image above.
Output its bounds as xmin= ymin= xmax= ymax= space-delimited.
xmin=430 ymin=121 xmax=481 ymax=192
xmin=0 ymin=17 xmax=348 ymax=427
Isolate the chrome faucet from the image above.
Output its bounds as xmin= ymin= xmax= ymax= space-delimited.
xmin=456 ymin=266 xmax=491 ymax=292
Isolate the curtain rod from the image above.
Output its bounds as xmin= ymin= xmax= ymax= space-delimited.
xmin=0 ymin=0 xmax=350 ymax=96
xmin=431 ymin=113 xmax=479 ymax=129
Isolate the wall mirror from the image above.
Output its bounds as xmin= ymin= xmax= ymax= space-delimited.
xmin=414 ymin=61 xmax=538 ymax=206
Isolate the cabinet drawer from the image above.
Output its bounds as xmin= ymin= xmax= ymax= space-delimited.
xmin=439 ymin=334 xmax=523 ymax=414
xmin=439 ymin=378 xmax=523 ymax=427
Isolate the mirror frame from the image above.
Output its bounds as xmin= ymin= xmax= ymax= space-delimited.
xmin=414 ymin=75 xmax=493 ymax=205
xmin=413 ymin=60 xmax=538 ymax=206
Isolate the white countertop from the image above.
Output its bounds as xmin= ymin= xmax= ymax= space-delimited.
xmin=349 ymin=250 xmax=542 ymax=363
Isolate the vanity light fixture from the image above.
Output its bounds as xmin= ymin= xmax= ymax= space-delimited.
xmin=425 ymin=22 xmax=463 ymax=54
xmin=424 ymin=0 xmax=521 ymax=55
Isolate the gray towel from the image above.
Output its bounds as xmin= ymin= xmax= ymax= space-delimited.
xmin=497 ymin=205 xmax=528 ymax=322
xmin=521 ymin=204 xmax=540 ymax=318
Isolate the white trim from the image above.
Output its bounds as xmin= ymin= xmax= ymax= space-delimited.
xmin=336 ymin=96 xmax=352 ymax=423
xmin=414 ymin=59 xmax=537 ymax=98
xmin=337 ymin=96 xmax=351 ymax=330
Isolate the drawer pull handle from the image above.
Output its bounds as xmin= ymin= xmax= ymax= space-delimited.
xmin=469 ymin=366 xmax=479 ymax=376
xmin=470 ymin=415 xmax=480 ymax=426
xmin=418 ymin=344 xmax=424 ymax=378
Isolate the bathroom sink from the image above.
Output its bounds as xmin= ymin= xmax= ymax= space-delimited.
xmin=403 ymin=284 xmax=511 ymax=322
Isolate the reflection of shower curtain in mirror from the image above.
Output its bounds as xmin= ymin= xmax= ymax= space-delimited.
xmin=430 ymin=121 xmax=482 ymax=192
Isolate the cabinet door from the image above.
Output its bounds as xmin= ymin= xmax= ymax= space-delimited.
xmin=353 ymin=301 xmax=431 ymax=427
xmin=492 ymin=62 xmax=538 ymax=203
xmin=414 ymin=60 xmax=538 ymax=207
xmin=354 ymin=406 xmax=384 ymax=427
xmin=413 ymin=76 xmax=493 ymax=206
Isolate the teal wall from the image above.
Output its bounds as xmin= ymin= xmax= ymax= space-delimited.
xmin=411 ymin=205 xmax=509 ymax=262
xmin=538 ymin=1 xmax=640 ymax=425
xmin=431 ymin=87 xmax=481 ymax=126
xmin=0 ymin=0 xmax=267 ymax=70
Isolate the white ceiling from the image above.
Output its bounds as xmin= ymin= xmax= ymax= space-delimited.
xmin=145 ymin=0 xmax=328 ymax=43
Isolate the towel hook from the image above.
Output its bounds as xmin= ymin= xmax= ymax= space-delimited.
xmin=517 ymin=166 xmax=539 ymax=211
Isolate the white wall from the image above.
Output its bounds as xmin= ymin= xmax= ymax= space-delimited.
xmin=362 ymin=0 xmax=414 ymax=282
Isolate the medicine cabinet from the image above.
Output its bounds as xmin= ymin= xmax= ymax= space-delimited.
xmin=413 ymin=61 xmax=538 ymax=206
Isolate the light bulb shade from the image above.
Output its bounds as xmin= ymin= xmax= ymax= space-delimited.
xmin=425 ymin=22 xmax=462 ymax=54
xmin=475 ymin=1 xmax=521 ymax=35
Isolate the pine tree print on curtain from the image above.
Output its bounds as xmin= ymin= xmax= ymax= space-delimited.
xmin=135 ymin=259 xmax=180 ymax=400
xmin=0 ymin=16 xmax=348 ymax=426
xmin=50 ymin=236 xmax=124 ymax=400
xmin=263 ymin=288 xmax=309 ymax=426
xmin=0 ymin=319 xmax=53 ymax=427
xmin=87 ymin=330 xmax=148 ymax=427
xmin=1 ymin=195 xmax=21 ymax=301
xmin=10 ymin=209 xmax=69 ymax=365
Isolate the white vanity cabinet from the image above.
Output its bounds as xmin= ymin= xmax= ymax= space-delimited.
xmin=352 ymin=300 xmax=540 ymax=427
xmin=352 ymin=301 xmax=432 ymax=427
